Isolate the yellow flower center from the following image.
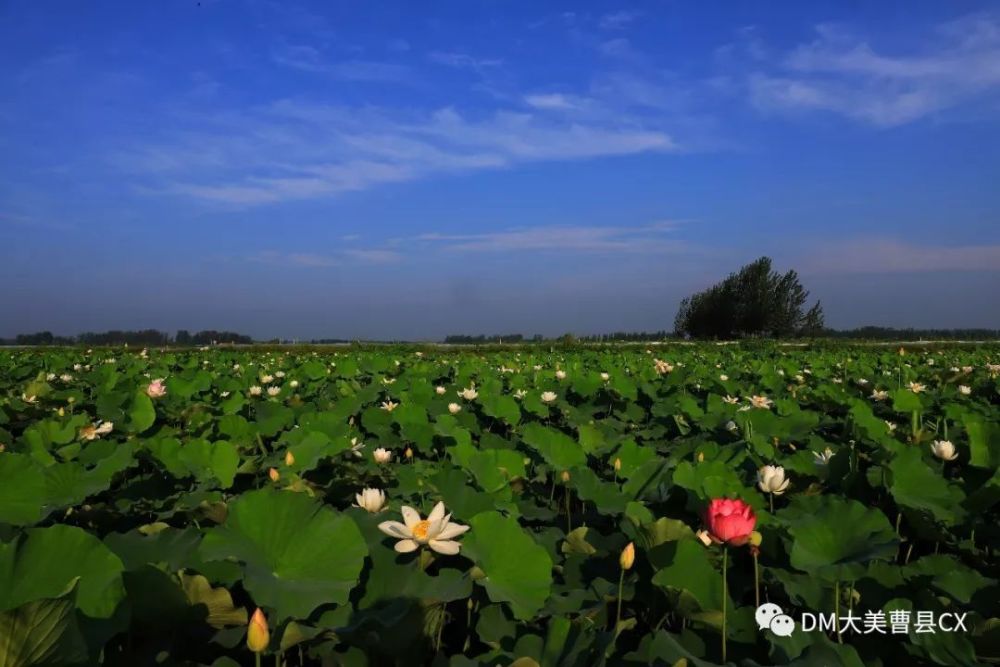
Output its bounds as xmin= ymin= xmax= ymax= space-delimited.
xmin=412 ymin=520 xmax=431 ymax=541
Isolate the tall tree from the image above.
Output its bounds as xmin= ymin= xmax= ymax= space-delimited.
xmin=675 ymin=257 xmax=824 ymax=338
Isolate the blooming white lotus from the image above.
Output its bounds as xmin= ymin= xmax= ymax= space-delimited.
xmin=719 ymin=374 xmax=729 ymax=382
xmin=930 ymin=440 xmax=958 ymax=461
xmin=267 ymin=386 xmax=281 ymax=397
xmin=435 ymin=386 xmax=447 ymax=395
xmin=373 ymin=447 xmax=393 ymax=464
xmin=355 ymin=488 xmax=386 ymax=513
xmin=380 ymin=400 xmax=398 ymax=412
xmin=813 ymin=448 xmax=834 ymax=466
xmin=722 ymin=395 xmax=739 ymax=405
xmin=749 ymin=395 xmax=774 ymax=409
xmin=249 ymin=386 xmax=262 ymax=396
xmin=907 ymin=381 xmax=925 ymax=393
xmin=555 ymin=370 xmax=566 ymax=380
xmin=600 ymin=372 xmax=610 ymax=381
xmin=80 ymin=421 xmax=114 ymax=441
xmin=958 ymin=385 xmax=971 ymax=395
xmin=757 ymin=465 xmax=790 ymax=495
xmin=448 ymin=402 xmax=461 ymax=414
xmin=540 ymin=391 xmax=557 ymax=403
xmin=289 ymin=380 xmax=299 ymax=389
xmin=60 ymin=374 xmax=73 ymax=383
xmin=458 ymin=387 xmax=478 ymax=400
xmin=653 ymin=359 xmax=673 ymax=374
xmin=378 ymin=502 xmax=469 ymax=555
xmin=513 ymin=389 xmax=527 ymax=399
xmin=870 ymin=390 xmax=889 ymax=401
xmin=350 ymin=437 xmax=365 ymax=458
xmin=260 ymin=374 xmax=274 ymax=384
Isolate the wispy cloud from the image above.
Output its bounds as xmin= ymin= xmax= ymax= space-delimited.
xmin=415 ymin=221 xmax=685 ymax=254
xmin=271 ymin=43 xmax=411 ymax=82
xmin=428 ymin=51 xmax=504 ymax=70
xmin=748 ymin=14 xmax=1000 ymax=126
xmin=599 ymin=11 xmax=642 ymax=31
xmin=249 ymin=247 xmax=401 ymax=267
xmin=122 ymin=99 xmax=677 ymax=206
xmin=800 ymin=238 xmax=1000 ymax=274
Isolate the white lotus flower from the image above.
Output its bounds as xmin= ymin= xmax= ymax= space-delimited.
xmin=533 ymin=365 xmax=542 ymax=371
xmin=958 ymin=385 xmax=971 ymax=395
xmin=378 ymin=502 xmax=469 ymax=555
xmin=435 ymin=386 xmax=447 ymax=395
xmin=260 ymin=374 xmax=274 ymax=384
xmin=46 ymin=373 xmax=56 ymax=381
xmin=719 ymin=374 xmax=729 ymax=382
xmin=907 ymin=382 xmax=925 ymax=393
xmin=600 ymin=372 xmax=610 ymax=381
xmin=60 ymin=374 xmax=73 ymax=383
xmin=653 ymin=359 xmax=673 ymax=374
xmin=555 ymin=370 xmax=566 ymax=380
xmin=275 ymin=371 xmax=285 ymax=378
xmin=871 ymin=390 xmax=889 ymax=401
xmin=267 ymin=386 xmax=281 ymax=397
xmin=355 ymin=488 xmax=386 ymax=513
xmin=749 ymin=395 xmax=774 ymax=409
xmin=722 ymin=395 xmax=739 ymax=405
xmin=249 ymin=386 xmax=262 ymax=396
xmin=930 ymin=440 xmax=958 ymax=461
xmin=289 ymin=380 xmax=299 ymax=389
xmin=885 ymin=421 xmax=897 ymax=432
xmin=513 ymin=389 xmax=527 ymax=399
xmin=373 ymin=447 xmax=392 ymax=464
xmin=448 ymin=403 xmax=461 ymax=414
xmin=350 ymin=437 xmax=365 ymax=458
xmin=220 ymin=391 xmax=230 ymax=397
xmin=73 ymin=364 xmax=82 ymax=371
xmin=757 ymin=465 xmax=790 ymax=495
xmin=813 ymin=448 xmax=834 ymax=466
xmin=458 ymin=387 xmax=478 ymax=401
xmin=381 ymin=400 xmax=398 ymax=411
xmin=540 ymin=391 xmax=557 ymax=403
xmin=962 ymin=366 xmax=974 ymax=373
xmin=725 ymin=420 xmax=738 ymax=432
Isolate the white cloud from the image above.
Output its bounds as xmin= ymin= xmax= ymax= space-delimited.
xmin=748 ymin=14 xmax=1000 ymax=126
xmin=428 ymin=52 xmax=504 ymax=70
xmin=799 ymin=238 xmax=1000 ymax=274
xmin=599 ymin=11 xmax=642 ymax=31
xmin=523 ymin=93 xmax=586 ymax=110
xmin=415 ymin=221 xmax=685 ymax=254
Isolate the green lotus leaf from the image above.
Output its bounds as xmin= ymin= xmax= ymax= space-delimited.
xmin=0 ymin=589 xmax=88 ymax=667
xmin=199 ymin=488 xmax=368 ymax=620
xmin=783 ymin=496 xmax=898 ymax=580
xmin=0 ymin=525 xmax=126 ymax=619
xmin=521 ymin=423 xmax=586 ymax=470
xmin=463 ymin=511 xmax=553 ymax=620
xmin=0 ymin=454 xmax=46 ymax=525
xmin=888 ymin=447 xmax=966 ymax=523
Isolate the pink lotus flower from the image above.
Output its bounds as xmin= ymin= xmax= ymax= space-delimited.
xmin=704 ymin=498 xmax=757 ymax=546
xmin=146 ymin=379 xmax=167 ymax=398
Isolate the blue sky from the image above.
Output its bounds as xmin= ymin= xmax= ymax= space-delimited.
xmin=2 ymin=1 xmax=999 ymax=339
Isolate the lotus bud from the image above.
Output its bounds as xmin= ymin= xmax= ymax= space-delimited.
xmin=749 ymin=530 xmax=762 ymax=547
xmin=247 ymin=607 xmax=269 ymax=653
xmin=613 ymin=457 xmax=621 ymax=472
xmin=561 ymin=470 xmax=570 ymax=483
xmin=284 ymin=451 xmax=295 ymax=466
xmin=620 ymin=542 xmax=635 ymax=570
xmin=697 ymin=452 xmax=704 ymax=462
xmin=268 ymin=467 xmax=280 ymax=482
xmin=696 ymin=529 xmax=713 ymax=547
xmin=405 ymin=447 xmax=413 ymax=460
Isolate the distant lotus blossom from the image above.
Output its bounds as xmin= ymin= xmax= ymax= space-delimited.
xmin=722 ymin=395 xmax=739 ymax=405
xmin=930 ymin=440 xmax=958 ymax=461
xmin=757 ymin=465 xmax=790 ymax=495
xmin=813 ymin=448 xmax=835 ymax=466
xmin=382 ymin=377 xmax=396 ymax=385
xmin=958 ymin=385 xmax=971 ymax=395
xmin=870 ymin=390 xmax=889 ymax=401
xmin=249 ymin=386 xmax=262 ymax=396
xmin=725 ymin=420 xmax=738 ymax=432
xmin=653 ymin=359 xmax=673 ymax=374
xmin=857 ymin=378 xmax=869 ymax=385
xmin=46 ymin=373 xmax=56 ymax=381
xmin=962 ymin=366 xmax=974 ymax=373
xmin=275 ymin=371 xmax=285 ymax=378
xmin=373 ymin=448 xmax=393 ymax=464
xmin=448 ymin=403 xmax=461 ymax=414
xmin=380 ymin=400 xmax=398 ymax=412
xmin=220 ymin=391 xmax=230 ymax=398
xmin=146 ymin=379 xmax=167 ymax=398
xmin=885 ymin=421 xmax=897 ymax=432
xmin=350 ymin=437 xmax=365 ymax=458
xmin=260 ymin=374 xmax=274 ymax=384
xmin=60 ymin=374 xmax=73 ymax=383
xmin=555 ymin=370 xmax=566 ymax=380
xmin=435 ymin=386 xmax=447 ymax=395
xmin=600 ymin=372 xmax=610 ymax=381
xmin=907 ymin=382 xmax=926 ymax=393
xmin=80 ymin=421 xmax=114 ymax=441
xmin=267 ymin=386 xmax=281 ymax=397
xmin=540 ymin=391 xmax=557 ymax=403
xmin=719 ymin=374 xmax=728 ymax=382
xmin=513 ymin=389 xmax=527 ymax=399
xmin=289 ymin=380 xmax=299 ymax=389
xmin=73 ymin=364 xmax=82 ymax=371
xmin=458 ymin=387 xmax=478 ymax=400
xmin=533 ymin=365 xmax=543 ymax=371
xmin=749 ymin=395 xmax=773 ymax=409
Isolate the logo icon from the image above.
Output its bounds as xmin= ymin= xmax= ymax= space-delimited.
xmin=756 ymin=603 xmax=795 ymax=637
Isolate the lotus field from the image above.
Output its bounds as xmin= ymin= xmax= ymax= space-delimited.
xmin=1 ymin=345 xmax=999 ymax=666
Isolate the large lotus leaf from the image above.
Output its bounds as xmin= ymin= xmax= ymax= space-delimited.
xmin=888 ymin=447 xmax=965 ymax=524
xmin=783 ymin=496 xmax=898 ymax=580
xmin=0 ymin=526 xmax=125 ymax=619
xmin=521 ymin=423 xmax=586 ymax=470
xmin=481 ymin=394 xmax=522 ymax=426
xmin=652 ymin=539 xmax=726 ymax=613
xmin=0 ymin=591 xmax=88 ymax=667
xmin=0 ymin=454 xmax=46 ymax=525
xmin=199 ymin=488 xmax=367 ymax=619
xmin=462 ymin=511 xmax=553 ymax=620
xmin=671 ymin=460 xmax=743 ymax=501
xmin=128 ymin=390 xmax=156 ymax=433
xmin=179 ymin=572 xmax=248 ymax=629
xmin=963 ymin=416 xmax=1000 ymax=469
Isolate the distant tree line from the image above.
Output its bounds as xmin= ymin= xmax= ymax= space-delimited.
xmin=821 ymin=327 xmax=1000 ymax=340
xmin=443 ymin=334 xmax=535 ymax=344
xmin=2 ymin=329 xmax=253 ymax=346
xmin=578 ymin=330 xmax=673 ymax=342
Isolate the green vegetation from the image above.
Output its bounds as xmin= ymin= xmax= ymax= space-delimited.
xmin=0 ymin=344 xmax=997 ymax=665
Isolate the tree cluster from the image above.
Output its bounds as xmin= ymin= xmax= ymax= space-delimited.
xmin=674 ymin=257 xmax=824 ymax=338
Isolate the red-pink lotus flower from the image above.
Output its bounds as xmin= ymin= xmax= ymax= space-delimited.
xmin=704 ymin=498 xmax=756 ymax=546
xmin=146 ymin=379 xmax=167 ymax=398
